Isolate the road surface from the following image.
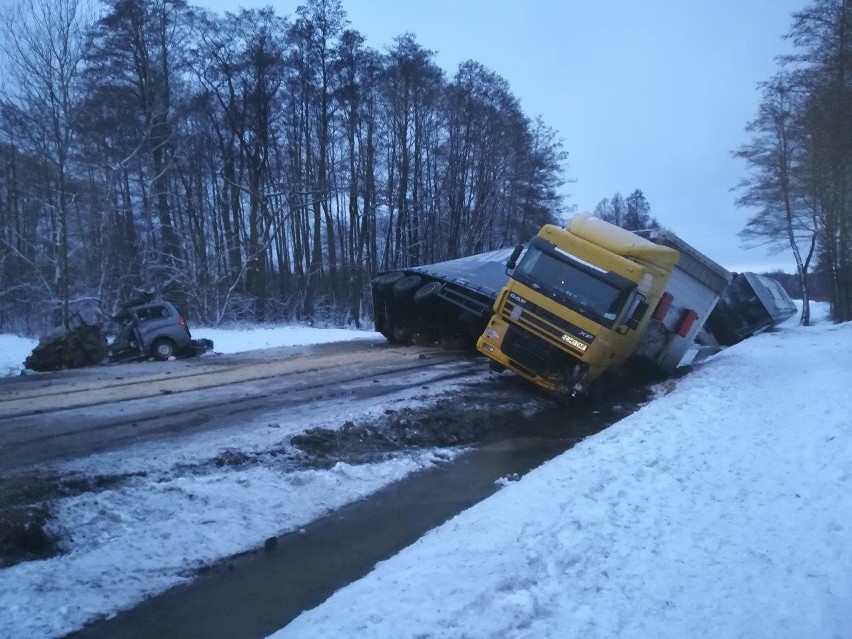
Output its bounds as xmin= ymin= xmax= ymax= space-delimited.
xmin=0 ymin=339 xmax=478 ymax=472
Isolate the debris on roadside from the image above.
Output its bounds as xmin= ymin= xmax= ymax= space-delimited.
xmin=24 ymin=314 xmax=108 ymax=372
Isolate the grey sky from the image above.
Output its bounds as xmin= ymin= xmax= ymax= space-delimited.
xmin=200 ymin=0 xmax=803 ymax=272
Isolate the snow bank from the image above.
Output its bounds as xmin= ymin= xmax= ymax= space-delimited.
xmin=274 ymin=310 xmax=852 ymax=638
xmin=0 ymin=334 xmax=37 ymax=376
xmin=191 ymin=325 xmax=380 ymax=354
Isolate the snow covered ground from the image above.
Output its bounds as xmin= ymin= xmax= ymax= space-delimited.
xmin=272 ymin=303 xmax=852 ymax=639
xmin=3 ymin=305 xmax=849 ymax=639
xmin=0 ymin=324 xmax=379 ymax=377
xmin=192 ymin=324 xmax=381 ymax=354
xmin=1 ymin=453 xmax=452 ymax=638
xmin=0 ymin=364 xmax=482 ymax=639
xmin=0 ymin=334 xmax=37 ymax=376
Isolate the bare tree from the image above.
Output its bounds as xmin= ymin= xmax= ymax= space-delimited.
xmin=1 ymin=0 xmax=94 ymax=328
xmin=0 ymin=0 xmax=571 ymax=331
xmin=736 ymin=77 xmax=818 ymax=325
xmin=87 ymin=0 xmax=189 ymax=269
xmin=738 ymin=0 xmax=851 ymax=322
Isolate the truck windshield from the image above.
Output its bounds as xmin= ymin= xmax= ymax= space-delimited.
xmin=513 ymin=245 xmax=631 ymax=327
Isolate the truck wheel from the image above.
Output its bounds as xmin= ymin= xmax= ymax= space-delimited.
xmin=393 ymin=275 xmax=422 ymax=299
xmin=372 ymin=271 xmax=405 ymax=290
xmin=414 ymin=281 xmax=442 ymax=306
xmin=152 ymin=337 xmax=176 ymax=361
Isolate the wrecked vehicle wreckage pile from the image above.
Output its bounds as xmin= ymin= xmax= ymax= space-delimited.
xmin=23 ymin=314 xmax=109 ymax=372
xmin=372 ymin=213 xmax=797 ymax=396
xmin=24 ymin=298 xmax=213 ymax=373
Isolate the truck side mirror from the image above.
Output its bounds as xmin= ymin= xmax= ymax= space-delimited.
xmin=506 ymin=245 xmax=524 ymax=270
xmin=627 ymin=301 xmax=649 ymax=329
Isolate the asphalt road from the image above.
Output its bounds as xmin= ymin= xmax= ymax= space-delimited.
xmin=0 ymin=339 xmax=479 ymax=472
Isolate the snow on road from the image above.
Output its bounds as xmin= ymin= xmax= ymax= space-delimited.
xmin=191 ymin=324 xmax=381 ymax=354
xmin=0 ymin=380 xmax=480 ymax=639
xmin=0 ymin=324 xmax=458 ymax=639
xmin=273 ymin=305 xmax=852 ymax=639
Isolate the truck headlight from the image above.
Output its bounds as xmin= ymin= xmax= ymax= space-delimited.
xmin=484 ymin=327 xmax=499 ymax=340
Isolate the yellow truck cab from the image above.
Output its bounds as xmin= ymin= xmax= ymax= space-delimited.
xmin=477 ymin=213 xmax=731 ymax=394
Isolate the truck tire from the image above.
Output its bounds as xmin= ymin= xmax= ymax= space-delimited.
xmin=413 ymin=281 xmax=442 ymax=306
xmin=372 ymin=271 xmax=405 ymax=290
xmin=393 ymin=275 xmax=422 ymax=299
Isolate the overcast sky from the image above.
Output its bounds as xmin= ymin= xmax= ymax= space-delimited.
xmin=200 ymin=0 xmax=804 ymax=272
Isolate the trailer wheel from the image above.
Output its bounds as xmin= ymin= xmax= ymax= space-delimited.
xmin=393 ymin=275 xmax=422 ymax=299
xmin=413 ymin=281 xmax=442 ymax=305
xmin=372 ymin=271 xmax=405 ymax=289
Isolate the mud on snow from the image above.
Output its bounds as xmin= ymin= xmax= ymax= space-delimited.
xmin=0 ymin=370 xmax=656 ymax=573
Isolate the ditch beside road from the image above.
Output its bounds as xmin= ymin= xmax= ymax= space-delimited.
xmin=67 ymin=386 xmax=649 ymax=639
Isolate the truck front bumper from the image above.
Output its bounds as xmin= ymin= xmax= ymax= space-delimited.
xmin=477 ymin=317 xmax=589 ymax=394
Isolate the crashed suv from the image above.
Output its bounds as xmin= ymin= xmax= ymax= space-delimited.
xmin=110 ymin=300 xmax=211 ymax=361
xmin=24 ymin=300 xmax=213 ymax=372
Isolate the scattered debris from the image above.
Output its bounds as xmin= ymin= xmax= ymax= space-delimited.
xmin=24 ymin=314 xmax=108 ymax=372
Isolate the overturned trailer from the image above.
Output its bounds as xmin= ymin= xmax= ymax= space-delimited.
xmin=706 ymin=272 xmax=799 ymax=346
xmin=372 ymin=215 xmax=797 ymax=394
xmin=372 ymin=249 xmax=516 ymax=347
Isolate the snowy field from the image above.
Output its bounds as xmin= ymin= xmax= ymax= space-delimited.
xmin=272 ymin=303 xmax=852 ymax=639
xmin=0 ymin=324 xmax=380 ymax=377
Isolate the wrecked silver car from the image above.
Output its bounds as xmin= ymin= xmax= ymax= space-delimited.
xmin=24 ymin=299 xmax=212 ymax=372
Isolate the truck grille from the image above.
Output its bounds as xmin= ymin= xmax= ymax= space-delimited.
xmin=502 ymin=325 xmax=572 ymax=378
xmin=502 ymin=300 xmax=593 ymax=355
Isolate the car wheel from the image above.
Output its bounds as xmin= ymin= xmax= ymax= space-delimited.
xmin=152 ymin=337 xmax=176 ymax=361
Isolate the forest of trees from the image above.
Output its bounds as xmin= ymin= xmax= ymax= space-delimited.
xmin=592 ymin=189 xmax=658 ymax=231
xmin=0 ymin=0 xmax=569 ymax=333
xmin=736 ymin=0 xmax=851 ymax=324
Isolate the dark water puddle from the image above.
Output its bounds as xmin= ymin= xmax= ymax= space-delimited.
xmin=67 ymin=390 xmax=646 ymax=639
